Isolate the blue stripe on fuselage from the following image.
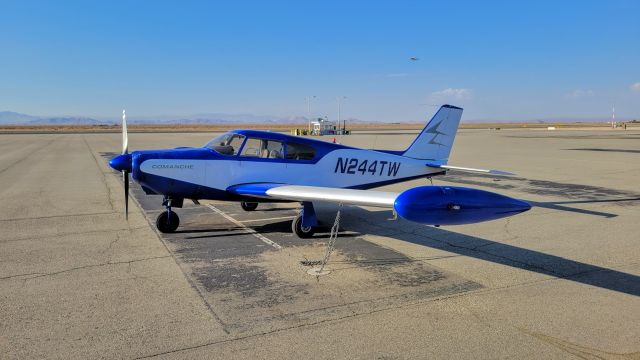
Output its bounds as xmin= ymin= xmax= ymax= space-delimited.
xmin=137 ymin=172 xmax=235 ymax=200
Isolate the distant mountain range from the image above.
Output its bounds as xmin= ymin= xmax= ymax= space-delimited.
xmin=0 ymin=111 xmax=106 ymax=125
xmin=0 ymin=111 xmax=365 ymax=125
xmin=464 ymin=117 xmax=635 ymax=123
xmin=0 ymin=110 xmax=632 ymax=125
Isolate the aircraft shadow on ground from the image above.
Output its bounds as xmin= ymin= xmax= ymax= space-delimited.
xmin=338 ymin=207 xmax=640 ymax=297
xmin=101 ymin=151 xmax=639 ymax=296
xmin=566 ymin=148 xmax=640 ymax=154
xmin=177 ymin=205 xmax=639 ymax=296
xmin=527 ymin=198 xmax=640 ymax=218
xmin=246 ymin=206 xmax=299 ymax=212
xmin=444 ymin=170 xmax=640 ymax=201
xmin=180 ymin=220 xmax=292 ymax=239
xmin=442 ymin=171 xmax=640 ymax=218
xmin=181 ymin=219 xmax=361 ymax=240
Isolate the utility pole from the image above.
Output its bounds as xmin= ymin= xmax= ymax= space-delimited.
xmin=306 ymin=96 xmax=316 ymax=134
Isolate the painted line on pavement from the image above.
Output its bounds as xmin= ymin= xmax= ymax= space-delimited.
xmin=205 ymin=204 xmax=282 ymax=250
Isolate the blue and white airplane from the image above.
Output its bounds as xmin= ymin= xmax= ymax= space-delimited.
xmin=109 ymin=105 xmax=531 ymax=237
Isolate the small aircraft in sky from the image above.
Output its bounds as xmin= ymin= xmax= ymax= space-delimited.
xmin=410 ymin=57 xmax=419 ymax=61
xmin=109 ymin=105 xmax=530 ymax=237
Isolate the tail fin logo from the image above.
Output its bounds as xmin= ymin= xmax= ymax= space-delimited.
xmin=425 ymin=119 xmax=447 ymax=147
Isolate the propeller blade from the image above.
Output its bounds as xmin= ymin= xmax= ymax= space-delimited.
xmin=122 ymin=109 xmax=128 ymax=155
xmin=123 ymin=170 xmax=129 ymax=220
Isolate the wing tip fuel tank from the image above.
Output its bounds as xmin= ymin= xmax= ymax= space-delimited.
xmin=393 ymin=186 xmax=531 ymax=225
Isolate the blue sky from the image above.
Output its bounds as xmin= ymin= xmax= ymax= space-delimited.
xmin=1 ymin=0 xmax=639 ymax=122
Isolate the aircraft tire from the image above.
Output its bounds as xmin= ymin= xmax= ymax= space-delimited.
xmin=292 ymin=213 xmax=315 ymax=238
xmin=241 ymin=202 xmax=259 ymax=211
xmin=156 ymin=210 xmax=180 ymax=233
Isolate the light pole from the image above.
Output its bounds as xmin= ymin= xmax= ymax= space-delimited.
xmin=612 ymin=105 xmax=616 ymax=129
xmin=306 ymin=96 xmax=316 ymax=134
xmin=337 ymin=96 xmax=347 ymax=133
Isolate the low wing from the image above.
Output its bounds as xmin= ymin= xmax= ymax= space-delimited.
xmin=426 ymin=163 xmax=514 ymax=176
xmin=227 ymin=183 xmax=396 ymax=208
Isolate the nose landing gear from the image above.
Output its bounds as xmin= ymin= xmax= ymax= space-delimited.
xmin=155 ymin=197 xmax=182 ymax=233
xmin=156 ymin=210 xmax=179 ymax=233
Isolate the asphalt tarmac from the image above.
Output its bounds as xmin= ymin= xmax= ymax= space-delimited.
xmin=1 ymin=128 xmax=639 ymax=359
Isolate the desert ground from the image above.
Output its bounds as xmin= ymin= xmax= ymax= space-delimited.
xmin=1 ymin=127 xmax=639 ymax=359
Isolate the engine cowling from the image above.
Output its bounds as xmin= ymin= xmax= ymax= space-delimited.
xmin=393 ymin=186 xmax=531 ymax=225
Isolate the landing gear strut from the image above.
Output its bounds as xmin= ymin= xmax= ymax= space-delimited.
xmin=292 ymin=201 xmax=317 ymax=238
xmin=241 ymin=201 xmax=258 ymax=211
xmin=156 ymin=197 xmax=181 ymax=233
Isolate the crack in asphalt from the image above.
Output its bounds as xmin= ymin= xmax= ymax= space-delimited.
xmin=132 ymin=258 xmax=640 ymax=359
xmin=0 ymin=211 xmax=117 ymax=222
xmin=101 ymin=232 xmax=124 ymax=263
xmin=517 ymin=327 xmax=640 ymax=360
xmin=83 ymin=136 xmax=117 ymax=212
xmin=0 ymin=255 xmax=171 ymax=281
xmin=118 ymin=170 xmax=233 ymax=335
xmin=413 ymin=228 xmax=562 ymax=277
xmin=0 ymin=226 xmax=148 ymax=244
xmin=0 ymin=136 xmax=58 ymax=176
xmin=350 ymin=210 xmax=640 ymax=292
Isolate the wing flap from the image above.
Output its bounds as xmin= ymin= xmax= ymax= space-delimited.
xmin=228 ymin=183 xmax=397 ymax=208
xmin=227 ymin=182 xmax=284 ymax=197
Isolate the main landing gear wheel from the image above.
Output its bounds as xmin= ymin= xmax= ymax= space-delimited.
xmin=292 ymin=213 xmax=315 ymax=238
xmin=156 ymin=210 xmax=180 ymax=233
xmin=241 ymin=202 xmax=258 ymax=211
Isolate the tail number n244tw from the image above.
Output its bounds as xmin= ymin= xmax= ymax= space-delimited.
xmin=334 ymin=157 xmax=401 ymax=177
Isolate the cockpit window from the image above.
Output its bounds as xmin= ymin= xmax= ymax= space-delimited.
xmin=240 ymin=138 xmax=284 ymax=159
xmin=285 ymin=142 xmax=316 ymax=161
xmin=204 ymin=133 xmax=246 ymax=156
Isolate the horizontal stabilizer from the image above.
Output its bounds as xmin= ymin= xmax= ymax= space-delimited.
xmin=426 ymin=163 xmax=514 ymax=176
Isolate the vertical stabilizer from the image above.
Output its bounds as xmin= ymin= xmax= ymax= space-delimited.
xmin=402 ymin=105 xmax=463 ymax=161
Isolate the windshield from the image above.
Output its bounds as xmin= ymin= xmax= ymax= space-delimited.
xmin=204 ymin=132 xmax=246 ymax=156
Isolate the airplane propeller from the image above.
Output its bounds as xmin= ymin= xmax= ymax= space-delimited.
xmin=122 ymin=109 xmax=128 ymax=155
xmin=122 ymin=109 xmax=129 ymax=220
xmin=108 ymin=110 xmax=132 ymax=220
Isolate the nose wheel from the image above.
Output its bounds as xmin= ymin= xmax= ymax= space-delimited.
xmin=156 ymin=197 xmax=181 ymax=233
xmin=156 ymin=209 xmax=180 ymax=233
